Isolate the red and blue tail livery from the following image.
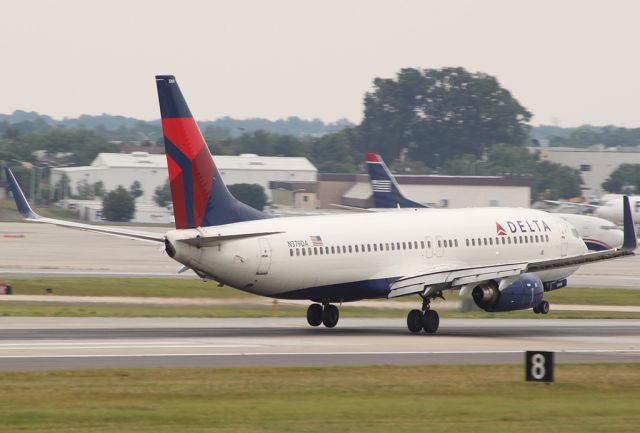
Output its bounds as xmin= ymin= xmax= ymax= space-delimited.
xmin=155 ymin=75 xmax=268 ymax=228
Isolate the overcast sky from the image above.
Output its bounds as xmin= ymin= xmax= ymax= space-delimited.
xmin=1 ymin=0 xmax=639 ymax=126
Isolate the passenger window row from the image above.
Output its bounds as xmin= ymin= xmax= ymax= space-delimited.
xmin=288 ymin=233 xmax=552 ymax=257
xmin=465 ymin=234 xmax=550 ymax=247
xmin=290 ymin=240 xmax=428 ymax=257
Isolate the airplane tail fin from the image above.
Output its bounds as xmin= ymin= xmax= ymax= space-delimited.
xmin=155 ymin=75 xmax=268 ymax=228
xmin=365 ymin=153 xmax=427 ymax=208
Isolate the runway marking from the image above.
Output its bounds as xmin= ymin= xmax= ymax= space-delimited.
xmin=0 ymin=343 xmax=265 ymax=350
xmin=0 ymin=349 xmax=639 ymax=359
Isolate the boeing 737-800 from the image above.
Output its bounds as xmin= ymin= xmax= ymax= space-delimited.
xmin=4 ymin=75 xmax=637 ymax=334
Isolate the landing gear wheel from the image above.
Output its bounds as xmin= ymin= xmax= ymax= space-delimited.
xmin=407 ymin=309 xmax=424 ymax=333
xmin=322 ymin=304 xmax=339 ymax=328
xmin=538 ymin=300 xmax=550 ymax=315
xmin=533 ymin=305 xmax=540 ymax=314
xmin=423 ymin=310 xmax=440 ymax=334
xmin=306 ymin=303 xmax=323 ymax=327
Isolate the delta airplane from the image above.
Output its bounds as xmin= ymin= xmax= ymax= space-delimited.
xmin=365 ymin=153 xmax=624 ymax=251
xmin=3 ymin=75 xmax=637 ymax=334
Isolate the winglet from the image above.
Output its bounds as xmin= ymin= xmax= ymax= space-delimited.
xmin=622 ymin=195 xmax=636 ymax=251
xmin=3 ymin=166 xmax=39 ymax=220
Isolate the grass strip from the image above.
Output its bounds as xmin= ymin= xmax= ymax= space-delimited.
xmin=1 ymin=303 xmax=640 ymax=319
xmin=0 ymin=364 xmax=638 ymax=433
xmin=4 ymin=278 xmax=640 ymax=306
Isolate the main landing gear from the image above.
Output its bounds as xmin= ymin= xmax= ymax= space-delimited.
xmin=307 ymin=303 xmax=339 ymax=328
xmin=533 ymin=300 xmax=550 ymax=315
xmin=407 ymin=295 xmax=439 ymax=334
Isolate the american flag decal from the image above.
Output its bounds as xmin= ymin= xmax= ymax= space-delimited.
xmin=371 ymin=179 xmax=392 ymax=192
xmin=310 ymin=235 xmax=324 ymax=246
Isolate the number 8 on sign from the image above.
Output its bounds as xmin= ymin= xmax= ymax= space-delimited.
xmin=526 ymin=351 xmax=554 ymax=382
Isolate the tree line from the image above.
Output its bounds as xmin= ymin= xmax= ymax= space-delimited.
xmin=3 ymin=66 xmax=604 ymax=205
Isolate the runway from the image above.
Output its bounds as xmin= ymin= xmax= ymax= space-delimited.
xmin=0 ymin=317 xmax=638 ymax=370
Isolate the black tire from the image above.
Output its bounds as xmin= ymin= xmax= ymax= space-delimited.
xmin=423 ymin=310 xmax=440 ymax=334
xmin=407 ymin=309 xmax=423 ymax=333
xmin=539 ymin=300 xmax=550 ymax=315
xmin=306 ymin=304 xmax=323 ymax=327
xmin=322 ymin=304 xmax=339 ymax=328
xmin=533 ymin=305 xmax=540 ymax=314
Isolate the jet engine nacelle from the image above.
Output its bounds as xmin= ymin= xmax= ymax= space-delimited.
xmin=471 ymin=273 xmax=544 ymax=312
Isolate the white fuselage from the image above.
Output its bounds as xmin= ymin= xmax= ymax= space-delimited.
xmin=166 ymin=207 xmax=587 ymax=301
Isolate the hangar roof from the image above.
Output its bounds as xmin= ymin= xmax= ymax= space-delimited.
xmin=57 ymin=152 xmax=317 ymax=172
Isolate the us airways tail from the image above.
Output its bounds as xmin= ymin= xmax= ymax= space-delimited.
xmin=156 ymin=75 xmax=268 ymax=228
xmin=365 ymin=153 xmax=427 ymax=208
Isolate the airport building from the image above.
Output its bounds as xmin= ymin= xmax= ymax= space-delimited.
xmin=535 ymin=146 xmax=640 ymax=197
xmin=51 ymin=152 xmax=317 ymax=203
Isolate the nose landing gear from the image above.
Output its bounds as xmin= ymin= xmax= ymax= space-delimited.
xmin=306 ymin=303 xmax=340 ymax=328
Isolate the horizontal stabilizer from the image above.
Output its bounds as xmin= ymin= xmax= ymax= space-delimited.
xmin=3 ymin=166 xmax=164 ymax=243
xmin=178 ymin=231 xmax=285 ymax=247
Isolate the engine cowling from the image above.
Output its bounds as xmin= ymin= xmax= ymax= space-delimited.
xmin=472 ymin=273 xmax=544 ymax=312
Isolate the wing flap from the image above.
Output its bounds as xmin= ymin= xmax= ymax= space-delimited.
xmin=388 ymin=262 xmax=528 ymax=298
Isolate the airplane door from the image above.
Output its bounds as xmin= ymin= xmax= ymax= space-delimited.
xmin=257 ymin=238 xmax=272 ymax=275
xmin=424 ymin=236 xmax=433 ymax=258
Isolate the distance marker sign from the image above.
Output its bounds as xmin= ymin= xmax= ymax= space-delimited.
xmin=525 ymin=351 xmax=554 ymax=382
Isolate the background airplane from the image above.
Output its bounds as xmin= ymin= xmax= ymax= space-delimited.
xmin=4 ymin=75 xmax=636 ymax=335
xmin=365 ymin=153 xmax=624 ymax=251
xmin=546 ymin=195 xmax=640 ymax=228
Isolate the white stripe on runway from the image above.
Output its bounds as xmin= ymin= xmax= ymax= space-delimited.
xmin=0 ymin=349 xmax=639 ymax=359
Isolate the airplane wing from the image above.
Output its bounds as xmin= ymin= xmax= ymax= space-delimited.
xmin=3 ymin=166 xmax=164 ymax=243
xmin=388 ymin=196 xmax=637 ymax=298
